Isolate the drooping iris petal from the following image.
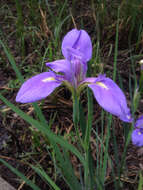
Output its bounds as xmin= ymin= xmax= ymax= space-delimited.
xmin=88 ymin=75 xmax=132 ymax=122
xmin=62 ymin=29 xmax=92 ymax=62
xmin=132 ymin=128 xmax=143 ymax=147
xmin=16 ymin=72 xmax=62 ymax=103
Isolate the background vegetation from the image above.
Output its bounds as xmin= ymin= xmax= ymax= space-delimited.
xmin=0 ymin=0 xmax=143 ymax=189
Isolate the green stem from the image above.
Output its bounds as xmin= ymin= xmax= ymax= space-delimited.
xmin=73 ymin=91 xmax=79 ymax=126
xmin=72 ymin=90 xmax=82 ymax=144
xmin=72 ymin=89 xmax=94 ymax=189
xmin=84 ymin=149 xmax=89 ymax=190
xmin=83 ymin=88 xmax=93 ymax=190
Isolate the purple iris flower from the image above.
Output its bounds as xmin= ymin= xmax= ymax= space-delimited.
xmin=16 ymin=29 xmax=132 ymax=122
xmin=132 ymin=115 xmax=143 ymax=146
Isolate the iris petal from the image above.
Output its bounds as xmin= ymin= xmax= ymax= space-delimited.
xmin=135 ymin=115 xmax=143 ymax=128
xmin=46 ymin=59 xmax=70 ymax=75
xmin=88 ymin=76 xmax=132 ymax=122
xmin=132 ymin=115 xmax=143 ymax=146
xmin=16 ymin=72 xmax=62 ymax=103
xmin=46 ymin=59 xmax=74 ymax=83
xmin=62 ymin=29 xmax=92 ymax=62
xmin=132 ymin=129 xmax=143 ymax=147
xmin=66 ymin=47 xmax=87 ymax=81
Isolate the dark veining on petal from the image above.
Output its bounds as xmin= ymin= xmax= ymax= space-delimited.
xmin=72 ymin=30 xmax=81 ymax=49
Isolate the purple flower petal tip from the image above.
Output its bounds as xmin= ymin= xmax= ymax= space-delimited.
xmin=119 ymin=112 xmax=133 ymax=123
xmin=16 ymin=72 xmax=61 ymax=103
xmin=131 ymin=115 xmax=143 ymax=147
xmin=46 ymin=59 xmax=69 ymax=74
xmin=132 ymin=129 xmax=143 ymax=147
xmin=135 ymin=115 xmax=143 ymax=128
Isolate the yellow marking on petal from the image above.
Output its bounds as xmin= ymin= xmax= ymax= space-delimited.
xmin=42 ymin=77 xmax=55 ymax=82
xmin=96 ymin=82 xmax=109 ymax=89
xmin=127 ymin=115 xmax=131 ymax=120
xmin=138 ymin=131 xmax=142 ymax=135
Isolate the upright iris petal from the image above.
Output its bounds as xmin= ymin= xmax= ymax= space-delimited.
xmin=46 ymin=29 xmax=91 ymax=87
xmin=65 ymin=48 xmax=87 ymax=87
xmin=132 ymin=116 xmax=143 ymax=146
xmin=62 ymin=29 xmax=92 ymax=61
xmin=87 ymin=75 xmax=132 ymax=122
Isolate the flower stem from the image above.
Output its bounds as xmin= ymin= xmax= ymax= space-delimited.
xmin=72 ymin=89 xmax=94 ymax=189
xmin=84 ymin=88 xmax=93 ymax=189
xmin=72 ymin=90 xmax=82 ymax=145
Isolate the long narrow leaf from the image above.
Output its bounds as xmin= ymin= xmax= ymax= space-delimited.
xmin=0 ymin=93 xmax=84 ymax=165
xmin=138 ymin=172 xmax=143 ymax=190
xmin=0 ymin=38 xmax=49 ymax=126
xmin=101 ymin=114 xmax=112 ymax=183
xmin=0 ymin=158 xmax=40 ymax=190
xmin=113 ymin=7 xmax=120 ymax=81
xmin=52 ymin=143 xmax=82 ymax=190
xmin=84 ymin=88 xmax=93 ymax=146
xmin=0 ymin=38 xmax=24 ymax=82
xmin=31 ymin=165 xmax=61 ymax=190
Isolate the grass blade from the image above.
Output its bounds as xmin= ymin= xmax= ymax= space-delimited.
xmin=0 ymin=93 xmax=84 ymax=165
xmin=31 ymin=165 xmax=61 ymax=190
xmin=0 ymin=38 xmax=24 ymax=83
xmin=0 ymin=158 xmax=41 ymax=190
xmin=101 ymin=114 xmax=112 ymax=185
xmin=0 ymin=38 xmax=47 ymax=126
xmin=138 ymin=172 xmax=143 ymax=190
xmin=113 ymin=7 xmax=120 ymax=81
xmin=52 ymin=143 xmax=82 ymax=190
